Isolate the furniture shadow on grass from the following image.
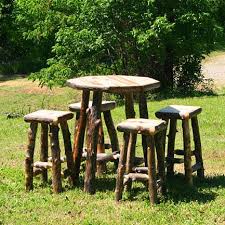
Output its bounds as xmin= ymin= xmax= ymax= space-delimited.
xmin=123 ymin=173 xmax=220 ymax=203
xmin=165 ymin=174 xmax=219 ymax=204
xmin=95 ymin=176 xmax=116 ymax=192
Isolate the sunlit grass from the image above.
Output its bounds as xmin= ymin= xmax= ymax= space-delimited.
xmin=1 ymin=78 xmax=225 ymax=224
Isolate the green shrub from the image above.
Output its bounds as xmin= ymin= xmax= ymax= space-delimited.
xmin=14 ymin=0 xmax=223 ymax=89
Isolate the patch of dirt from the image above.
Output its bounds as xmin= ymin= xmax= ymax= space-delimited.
xmin=202 ymin=51 xmax=225 ymax=87
xmin=0 ymin=78 xmax=64 ymax=94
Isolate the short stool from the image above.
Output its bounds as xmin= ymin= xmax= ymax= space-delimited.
xmin=69 ymin=101 xmax=120 ymax=173
xmin=115 ymin=118 xmax=167 ymax=205
xmin=155 ymin=105 xmax=204 ymax=185
xmin=24 ymin=110 xmax=75 ymax=193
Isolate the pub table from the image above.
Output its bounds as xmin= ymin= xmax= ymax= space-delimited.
xmin=66 ymin=75 xmax=160 ymax=194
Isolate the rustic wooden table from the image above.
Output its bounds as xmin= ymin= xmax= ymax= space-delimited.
xmin=66 ymin=75 xmax=160 ymax=194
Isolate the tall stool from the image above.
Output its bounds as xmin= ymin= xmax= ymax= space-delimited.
xmin=115 ymin=118 xmax=167 ymax=205
xmin=155 ymin=105 xmax=204 ymax=186
xmin=24 ymin=110 xmax=75 ymax=193
xmin=69 ymin=101 xmax=120 ymax=173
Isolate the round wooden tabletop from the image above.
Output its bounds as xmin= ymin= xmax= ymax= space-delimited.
xmin=66 ymin=75 xmax=160 ymax=93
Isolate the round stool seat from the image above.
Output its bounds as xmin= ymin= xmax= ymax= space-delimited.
xmin=155 ymin=105 xmax=202 ymax=120
xmin=24 ymin=110 xmax=74 ymax=124
xmin=69 ymin=101 xmax=116 ymax=113
xmin=117 ymin=118 xmax=167 ymax=135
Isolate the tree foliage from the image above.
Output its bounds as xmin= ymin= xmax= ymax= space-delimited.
xmin=2 ymin=0 xmax=223 ymax=89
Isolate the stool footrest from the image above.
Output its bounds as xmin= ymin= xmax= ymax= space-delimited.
xmin=82 ymin=151 xmax=120 ymax=162
xmin=192 ymin=162 xmax=202 ymax=172
xmin=132 ymin=167 xmax=148 ymax=174
xmin=48 ymin=156 xmax=67 ymax=163
xmin=33 ymin=161 xmax=52 ymax=169
xmin=124 ymin=173 xmax=149 ymax=185
xmin=174 ymin=149 xmax=195 ymax=156
xmin=166 ymin=157 xmax=184 ymax=164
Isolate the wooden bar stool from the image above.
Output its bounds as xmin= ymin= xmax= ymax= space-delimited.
xmin=69 ymin=101 xmax=120 ymax=174
xmin=115 ymin=118 xmax=167 ymax=205
xmin=24 ymin=110 xmax=75 ymax=193
xmin=155 ymin=105 xmax=204 ymax=186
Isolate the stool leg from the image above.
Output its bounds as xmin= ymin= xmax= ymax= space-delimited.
xmin=167 ymin=119 xmax=177 ymax=176
xmin=25 ymin=122 xmax=38 ymax=191
xmin=146 ymin=136 xmax=157 ymax=205
xmin=191 ymin=117 xmax=204 ymax=178
xmin=50 ymin=125 xmax=62 ymax=193
xmin=182 ymin=119 xmax=193 ymax=186
xmin=125 ymin=133 xmax=137 ymax=191
xmin=84 ymin=91 xmax=102 ymax=194
xmin=103 ymin=110 xmax=120 ymax=168
xmin=139 ymin=91 xmax=149 ymax=166
xmin=155 ymin=132 xmax=166 ymax=196
xmin=40 ymin=122 xmax=48 ymax=183
xmin=115 ymin=133 xmax=129 ymax=201
xmin=73 ymin=90 xmax=90 ymax=184
xmin=96 ymin=118 xmax=107 ymax=175
xmin=60 ymin=121 xmax=76 ymax=186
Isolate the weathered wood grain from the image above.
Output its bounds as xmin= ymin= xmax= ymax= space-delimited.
xmin=155 ymin=105 xmax=202 ymax=120
xmin=24 ymin=110 xmax=73 ymax=124
xmin=67 ymin=75 xmax=160 ymax=93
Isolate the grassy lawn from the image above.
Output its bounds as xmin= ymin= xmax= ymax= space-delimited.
xmin=1 ymin=77 xmax=225 ymax=225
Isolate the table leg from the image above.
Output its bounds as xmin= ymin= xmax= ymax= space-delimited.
xmin=139 ymin=91 xmax=149 ymax=166
xmin=124 ymin=93 xmax=136 ymax=191
xmin=96 ymin=117 xmax=107 ymax=175
xmin=84 ymin=91 xmax=102 ymax=194
xmin=73 ymin=90 xmax=90 ymax=184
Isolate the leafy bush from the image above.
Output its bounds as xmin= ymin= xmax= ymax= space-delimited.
xmin=14 ymin=0 xmax=223 ymax=88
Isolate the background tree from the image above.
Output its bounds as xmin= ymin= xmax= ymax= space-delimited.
xmin=5 ymin=0 xmax=223 ymax=90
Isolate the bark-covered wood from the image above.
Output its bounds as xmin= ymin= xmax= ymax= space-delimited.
xmin=60 ymin=120 xmax=76 ymax=186
xmin=123 ymin=173 xmax=149 ymax=185
xmin=96 ymin=119 xmax=107 ymax=175
xmin=139 ymin=91 xmax=149 ymax=166
xmin=132 ymin=167 xmax=148 ymax=173
xmin=146 ymin=136 xmax=157 ymax=205
xmin=33 ymin=161 xmax=52 ymax=169
xmin=124 ymin=93 xmax=136 ymax=191
xmin=25 ymin=122 xmax=38 ymax=191
xmin=155 ymin=132 xmax=166 ymax=196
xmin=49 ymin=125 xmax=62 ymax=193
xmin=125 ymin=93 xmax=135 ymax=119
xmin=82 ymin=151 xmax=120 ymax=162
xmin=48 ymin=156 xmax=66 ymax=163
xmin=115 ymin=133 xmax=129 ymax=201
xmin=191 ymin=117 xmax=204 ymax=178
xmin=103 ymin=110 xmax=120 ymax=168
xmin=126 ymin=133 xmax=137 ymax=191
xmin=40 ymin=123 xmax=48 ymax=183
xmin=73 ymin=90 xmax=90 ymax=184
xmin=84 ymin=91 xmax=102 ymax=194
xmin=167 ymin=119 xmax=177 ymax=176
xmin=182 ymin=119 xmax=193 ymax=186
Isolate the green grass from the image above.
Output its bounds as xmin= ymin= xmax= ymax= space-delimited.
xmin=1 ymin=77 xmax=225 ymax=224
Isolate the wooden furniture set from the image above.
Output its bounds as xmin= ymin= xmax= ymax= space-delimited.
xmin=24 ymin=75 xmax=204 ymax=205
